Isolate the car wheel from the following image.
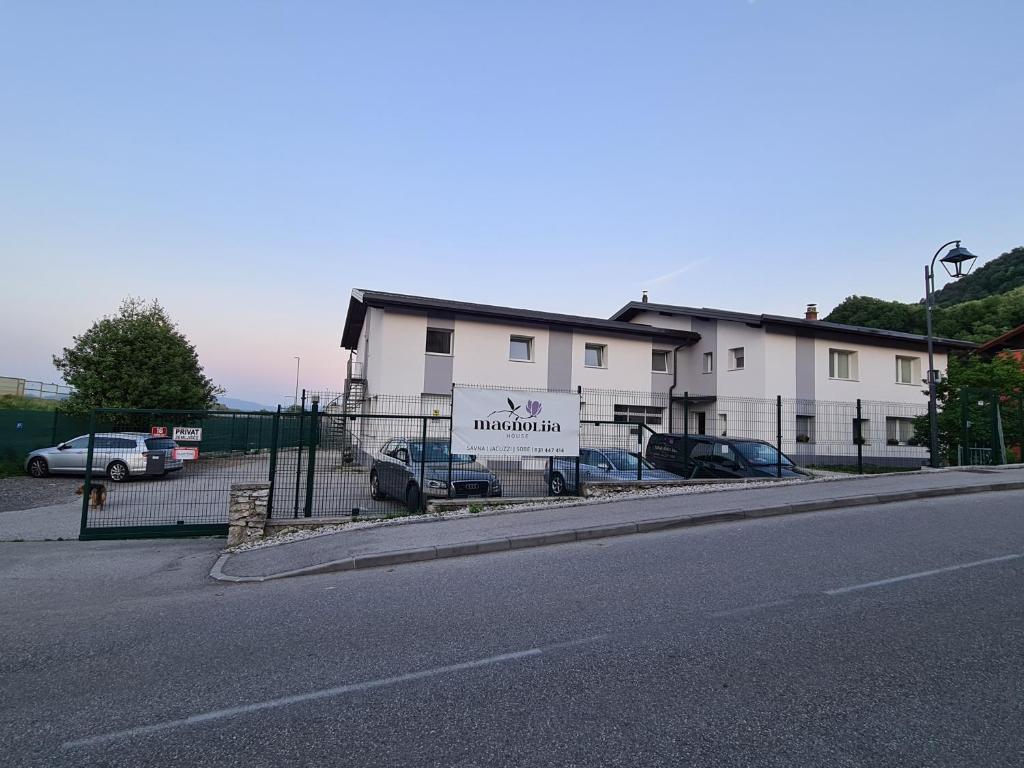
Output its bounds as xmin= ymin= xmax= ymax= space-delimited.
xmin=27 ymin=457 xmax=49 ymax=478
xmin=549 ymin=472 xmax=567 ymax=496
xmin=370 ymin=471 xmax=385 ymax=500
xmin=405 ymin=484 xmax=422 ymax=514
xmin=107 ymin=460 xmax=130 ymax=483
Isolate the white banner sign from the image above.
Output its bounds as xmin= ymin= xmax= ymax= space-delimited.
xmin=452 ymin=388 xmax=580 ymax=457
xmin=172 ymin=426 xmax=203 ymax=442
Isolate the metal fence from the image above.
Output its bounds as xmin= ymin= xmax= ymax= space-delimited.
xmin=72 ymin=385 xmax=994 ymax=539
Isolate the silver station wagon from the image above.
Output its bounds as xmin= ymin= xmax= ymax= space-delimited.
xmin=370 ymin=438 xmax=502 ymax=512
xmin=25 ymin=433 xmax=184 ymax=482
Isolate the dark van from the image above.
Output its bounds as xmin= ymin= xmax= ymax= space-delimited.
xmin=645 ymin=434 xmax=807 ymax=480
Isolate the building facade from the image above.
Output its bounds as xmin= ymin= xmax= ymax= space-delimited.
xmin=339 ymin=289 xmax=976 ymax=465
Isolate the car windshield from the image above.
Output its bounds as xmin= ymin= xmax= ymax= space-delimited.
xmin=601 ymin=450 xmax=654 ymax=471
xmin=407 ymin=442 xmax=473 ymax=464
xmin=733 ymin=441 xmax=793 ymax=467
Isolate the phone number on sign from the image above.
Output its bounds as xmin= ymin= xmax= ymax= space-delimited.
xmin=461 ymin=445 xmax=571 ymax=455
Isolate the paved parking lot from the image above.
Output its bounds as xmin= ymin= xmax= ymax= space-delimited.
xmin=1 ymin=450 xmax=554 ymax=539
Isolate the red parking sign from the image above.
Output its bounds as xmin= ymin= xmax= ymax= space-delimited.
xmin=151 ymin=426 xmax=168 ymax=437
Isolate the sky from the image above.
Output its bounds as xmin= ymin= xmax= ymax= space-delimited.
xmin=2 ymin=1 xmax=1022 ymax=405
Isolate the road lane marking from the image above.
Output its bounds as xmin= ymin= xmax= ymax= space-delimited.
xmin=824 ymin=553 xmax=1022 ymax=596
xmin=62 ymin=635 xmax=606 ymax=750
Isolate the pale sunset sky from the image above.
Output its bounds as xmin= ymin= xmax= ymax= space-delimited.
xmin=2 ymin=1 xmax=1021 ymax=404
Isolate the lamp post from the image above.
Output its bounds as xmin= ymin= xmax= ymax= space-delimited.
xmin=924 ymin=240 xmax=977 ymax=467
xmin=293 ymin=356 xmax=301 ymax=408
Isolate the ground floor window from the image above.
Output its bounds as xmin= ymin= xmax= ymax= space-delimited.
xmin=886 ymin=417 xmax=916 ymax=445
xmin=796 ymin=415 xmax=815 ymax=443
xmin=613 ymin=404 xmax=664 ymax=427
xmin=852 ymin=418 xmax=870 ymax=445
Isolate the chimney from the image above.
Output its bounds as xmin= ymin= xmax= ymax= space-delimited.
xmin=641 ymin=290 xmax=649 ymax=304
xmin=805 ymin=303 xmax=818 ymax=321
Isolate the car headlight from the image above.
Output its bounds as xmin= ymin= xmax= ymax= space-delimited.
xmin=426 ymin=479 xmax=448 ymax=489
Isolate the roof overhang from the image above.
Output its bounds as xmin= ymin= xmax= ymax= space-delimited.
xmin=341 ymin=290 xmax=701 ymax=350
xmin=610 ymin=301 xmax=977 ymax=353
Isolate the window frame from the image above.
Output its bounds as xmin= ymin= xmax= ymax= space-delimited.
xmin=895 ymin=355 xmax=918 ymax=385
xmin=728 ymin=347 xmax=744 ymax=371
xmin=852 ymin=417 xmax=870 ymax=446
xmin=829 ymin=348 xmax=858 ymax=381
xmin=584 ymin=343 xmax=607 ymax=369
xmin=508 ymin=335 xmax=535 ymax=363
xmin=612 ymin=403 xmax=664 ymax=427
xmin=795 ymin=415 xmax=816 ymax=444
xmin=424 ymin=327 xmax=453 ymax=356
xmin=652 ymin=349 xmax=671 ymax=373
xmin=886 ymin=416 xmax=916 ymax=445
xmin=702 ymin=351 xmax=714 ymax=374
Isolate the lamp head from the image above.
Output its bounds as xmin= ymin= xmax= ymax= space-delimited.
xmin=939 ymin=243 xmax=977 ymax=278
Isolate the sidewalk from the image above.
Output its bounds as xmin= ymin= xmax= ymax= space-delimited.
xmin=213 ymin=467 xmax=1024 ymax=582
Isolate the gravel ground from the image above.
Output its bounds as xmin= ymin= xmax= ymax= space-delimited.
xmin=0 ymin=476 xmax=83 ymax=513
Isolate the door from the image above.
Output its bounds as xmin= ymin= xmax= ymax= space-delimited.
xmin=49 ymin=435 xmax=90 ymax=473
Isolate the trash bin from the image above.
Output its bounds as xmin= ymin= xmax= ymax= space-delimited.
xmin=145 ymin=452 xmax=166 ymax=476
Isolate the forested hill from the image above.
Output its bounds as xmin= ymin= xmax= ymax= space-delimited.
xmin=825 ymin=246 xmax=1024 ymax=343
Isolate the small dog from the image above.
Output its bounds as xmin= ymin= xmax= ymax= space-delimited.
xmin=75 ymin=483 xmax=107 ymax=511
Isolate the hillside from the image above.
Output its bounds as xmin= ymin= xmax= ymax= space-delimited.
xmin=934 ymin=246 xmax=1024 ymax=306
xmin=825 ymin=246 xmax=1024 ymax=343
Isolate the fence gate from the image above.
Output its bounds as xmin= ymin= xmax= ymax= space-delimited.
xmin=78 ymin=408 xmax=298 ymax=540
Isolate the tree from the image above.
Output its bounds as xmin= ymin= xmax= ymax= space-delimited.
xmin=911 ymin=353 xmax=1024 ymax=464
xmin=53 ymin=297 xmax=221 ymax=414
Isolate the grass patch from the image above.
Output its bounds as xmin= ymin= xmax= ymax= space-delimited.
xmin=0 ymin=395 xmax=60 ymax=411
xmin=0 ymin=458 xmax=26 ymax=478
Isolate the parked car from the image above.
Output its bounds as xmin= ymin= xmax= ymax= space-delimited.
xmin=545 ymin=447 xmax=683 ymax=495
xmin=369 ymin=438 xmax=502 ymax=512
xmin=25 ymin=433 xmax=184 ymax=482
xmin=645 ymin=434 xmax=808 ymax=479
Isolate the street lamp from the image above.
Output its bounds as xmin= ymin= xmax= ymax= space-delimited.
xmin=924 ymin=240 xmax=977 ymax=467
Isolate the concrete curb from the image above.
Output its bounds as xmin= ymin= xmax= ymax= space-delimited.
xmin=209 ymin=480 xmax=1024 ymax=583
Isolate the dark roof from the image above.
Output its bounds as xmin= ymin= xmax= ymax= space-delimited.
xmin=341 ymin=290 xmax=701 ymax=349
xmin=977 ymin=323 xmax=1024 ymax=356
xmin=609 ymin=301 xmax=978 ymax=352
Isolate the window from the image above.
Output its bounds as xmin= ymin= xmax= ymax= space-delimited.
xmin=425 ymin=328 xmax=453 ymax=355
xmin=613 ymin=404 xmax=663 ymax=426
xmin=509 ymin=335 xmax=534 ymax=362
xmin=689 ymin=411 xmax=707 ymax=435
xmin=718 ymin=413 xmax=728 ymax=436
xmin=728 ymin=347 xmax=744 ymax=370
xmin=652 ymin=350 xmax=670 ymax=373
xmin=852 ymin=418 xmax=870 ymax=445
xmin=896 ymin=355 xmax=919 ymax=385
xmin=65 ymin=436 xmax=91 ymax=449
xmin=886 ymin=417 xmax=916 ymax=445
xmin=795 ymin=415 xmax=815 ymax=443
xmin=584 ymin=343 xmax=606 ymax=368
xmin=702 ymin=351 xmax=713 ymax=374
xmin=829 ymin=349 xmax=857 ymax=380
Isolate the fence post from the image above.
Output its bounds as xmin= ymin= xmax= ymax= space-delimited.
xmin=856 ymin=398 xmax=864 ymax=474
xmin=419 ymin=416 xmax=428 ymax=512
xmin=266 ymin=406 xmax=281 ymax=520
xmin=637 ymin=423 xmax=643 ymax=481
xmin=50 ymin=409 xmax=59 ymax=446
xmin=293 ymin=390 xmax=307 ymax=518
xmin=683 ymin=392 xmax=690 ymax=478
xmin=303 ymin=397 xmax=319 ymax=517
xmin=776 ymin=395 xmax=783 ymax=478
xmin=79 ymin=410 xmax=97 ymax=540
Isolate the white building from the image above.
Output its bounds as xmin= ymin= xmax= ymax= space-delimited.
xmin=339 ymin=289 xmax=976 ymax=465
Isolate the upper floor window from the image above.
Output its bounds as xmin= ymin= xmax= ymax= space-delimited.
xmin=728 ymin=347 xmax=744 ymax=370
xmin=652 ymin=350 xmax=670 ymax=373
xmin=425 ymin=328 xmax=453 ymax=355
xmin=829 ymin=349 xmax=858 ymax=380
xmin=585 ymin=343 xmax=607 ymax=368
xmin=509 ymin=335 xmax=534 ymax=362
xmin=703 ymin=351 xmax=714 ymax=374
xmin=895 ymin=355 xmax=919 ymax=385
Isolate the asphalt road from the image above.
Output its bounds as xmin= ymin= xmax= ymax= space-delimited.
xmin=2 ymin=489 xmax=1023 ymax=767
